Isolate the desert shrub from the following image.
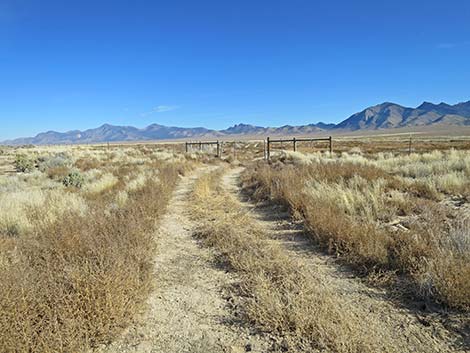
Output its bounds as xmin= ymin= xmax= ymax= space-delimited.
xmin=14 ymin=154 xmax=36 ymax=173
xmin=37 ymin=153 xmax=73 ymax=172
xmin=46 ymin=165 xmax=71 ymax=180
xmin=63 ymin=171 xmax=85 ymax=188
xmin=425 ymin=218 xmax=470 ymax=309
xmin=75 ymin=157 xmax=102 ymax=171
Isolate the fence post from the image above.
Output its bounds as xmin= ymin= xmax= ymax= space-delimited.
xmin=329 ymin=136 xmax=332 ymax=155
xmin=266 ymin=137 xmax=270 ymax=160
xmin=293 ymin=137 xmax=297 ymax=152
xmin=185 ymin=142 xmax=188 ymax=153
xmin=199 ymin=141 xmax=202 ymax=151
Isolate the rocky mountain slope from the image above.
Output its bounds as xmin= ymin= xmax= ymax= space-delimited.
xmin=336 ymin=101 xmax=470 ymax=130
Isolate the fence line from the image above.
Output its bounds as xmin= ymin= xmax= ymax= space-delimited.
xmin=185 ymin=141 xmax=221 ymax=157
xmin=183 ymin=136 xmax=469 ymax=161
xmin=266 ymin=136 xmax=332 ymax=160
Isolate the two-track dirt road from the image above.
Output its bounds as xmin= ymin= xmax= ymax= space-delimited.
xmin=97 ymin=168 xmax=272 ymax=353
xmin=98 ymin=166 xmax=467 ymax=353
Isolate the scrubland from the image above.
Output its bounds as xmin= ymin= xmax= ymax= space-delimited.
xmin=243 ymin=149 xmax=470 ymax=310
xmin=0 ymin=139 xmax=468 ymax=352
xmin=0 ymin=144 xmax=193 ymax=352
xmin=190 ymin=170 xmax=399 ymax=352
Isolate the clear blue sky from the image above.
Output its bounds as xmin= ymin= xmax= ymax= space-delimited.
xmin=1 ymin=0 xmax=469 ymax=139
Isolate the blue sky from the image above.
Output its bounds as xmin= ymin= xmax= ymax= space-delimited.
xmin=1 ymin=0 xmax=469 ymax=139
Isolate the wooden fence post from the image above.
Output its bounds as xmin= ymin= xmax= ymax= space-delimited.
xmin=185 ymin=142 xmax=188 ymax=153
xmin=266 ymin=137 xmax=270 ymax=160
xmin=293 ymin=137 xmax=297 ymax=152
xmin=329 ymin=136 xmax=332 ymax=154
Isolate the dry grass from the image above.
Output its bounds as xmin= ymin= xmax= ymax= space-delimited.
xmin=190 ymin=169 xmax=405 ymax=353
xmin=0 ymin=145 xmax=193 ymax=352
xmin=242 ymin=150 xmax=470 ymax=310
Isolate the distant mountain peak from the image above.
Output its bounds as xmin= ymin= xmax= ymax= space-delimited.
xmin=336 ymin=100 xmax=470 ymax=131
xmin=2 ymin=99 xmax=469 ymax=145
xmin=417 ymin=101 xmax=435 ymax=110
xmin=376 ymin=101 xmax=397 ymax=107
xmin=418 ymin=101 xmax=453 ymax=110
xmin=232 ymin=123 xmax=253 ymax=127
xmin=222 ymin=123 xmax=266 ymax=134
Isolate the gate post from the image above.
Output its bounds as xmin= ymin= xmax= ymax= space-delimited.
xmin=266 ymin=137 xmax=270 ymax=161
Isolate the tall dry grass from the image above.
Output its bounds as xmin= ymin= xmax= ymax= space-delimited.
xmin=190 ymin=170 xmax=406 ymax=353
xmin=0 ymin=145 xmax=188 ymax=352
xmin=242 ymin=151 xmax=470 ymax=310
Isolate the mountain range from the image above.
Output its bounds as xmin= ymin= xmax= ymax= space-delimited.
xmin=3 ymin=100 xmax=470 ymax=145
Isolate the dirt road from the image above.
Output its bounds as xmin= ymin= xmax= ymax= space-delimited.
xmin=97 ymin=168 xmax=271 ymax=353
xmin=98 ymin=165 xmax=467 ymax=353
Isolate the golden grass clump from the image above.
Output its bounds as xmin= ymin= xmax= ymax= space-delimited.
xmin=84 ymin=172 xmax=119 ymax=194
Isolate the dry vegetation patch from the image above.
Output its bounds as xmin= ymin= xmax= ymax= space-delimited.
xmin=189 ymin=169 xmax=413 ymax=353
xmin=242 ymin=150 xmax=470 ymax=311
xmin=0 ymin=145 xmax=194 ymax=352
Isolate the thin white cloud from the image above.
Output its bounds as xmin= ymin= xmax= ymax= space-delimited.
xmin=155 ymin=105 xmax=179 ymax=113
xmin=140 ymin=105 xmax=179 ymax=117
xmin=436 ymin=41 xmax=470 ymax=49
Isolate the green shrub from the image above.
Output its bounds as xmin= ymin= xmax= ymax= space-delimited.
xmin=62 ymin=171 xmax=85 ymax=188
xmin=14 ymin=155 xmax=36 ymax=173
